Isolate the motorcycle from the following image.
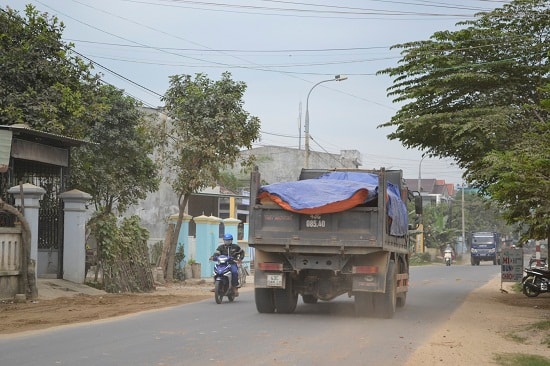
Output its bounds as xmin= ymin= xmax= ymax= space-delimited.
xmin=521 ymin=266 xmax=550 ymax=297
xmin=444 ymin=250 xmax=453 ymax=266
xmin=212 ymin=255 xmax=239 ymax=304
xmin=528 ymin=255 xmax=548 ymax=269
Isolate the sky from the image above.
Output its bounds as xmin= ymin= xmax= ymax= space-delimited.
xmin=8 ymin=0 xmax=511 ymax=185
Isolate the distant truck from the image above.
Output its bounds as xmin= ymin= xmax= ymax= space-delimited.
xmin=470 ymin=231 xmax=501 ymax=265
xmin=248 ymin=167 xmax=420 ymax=318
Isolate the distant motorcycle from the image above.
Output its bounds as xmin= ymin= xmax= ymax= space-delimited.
xmin=528 ymin=256 xmax=548 ymax=269
xmin=444 ymin=250 xmax=453 ymax=266
xmin=522 ymin=266 xmax=550 ymax=297
xmin=212 ymin=255 xmax=239 ymax=304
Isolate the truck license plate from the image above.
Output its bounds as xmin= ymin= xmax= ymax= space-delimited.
xmin=267 ymin=274 xmax=283 ymax=287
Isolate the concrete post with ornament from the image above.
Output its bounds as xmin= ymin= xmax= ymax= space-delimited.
xmin=8 ymin=183 xmax=45 ymax=281
xmin=60 ymin=189 xmax=92 ymax=283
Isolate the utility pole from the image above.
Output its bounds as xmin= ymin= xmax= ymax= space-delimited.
xmin=461 ymin=183 xmax=466 ymax=254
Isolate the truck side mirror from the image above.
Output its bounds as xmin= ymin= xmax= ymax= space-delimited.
xmin=415 ymin=195 xmax=423 ymax=215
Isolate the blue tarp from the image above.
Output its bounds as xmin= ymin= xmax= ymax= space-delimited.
xmin=259 ymin=171 xmax=409 ymax=236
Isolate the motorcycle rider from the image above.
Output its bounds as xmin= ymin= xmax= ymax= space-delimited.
xmin=212 ymin=233 xmax=245 ymax=290
xmin=444 ymin=244 xmax=454 ymax=265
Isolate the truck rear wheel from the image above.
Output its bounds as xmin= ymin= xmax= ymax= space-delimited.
xmin=274 ymin=277 xmax=298 ymax=313
xmin=373 ymin=260 xmax=396 ymax=319
xmin=255 ymin=288 xmax=275 ymax=313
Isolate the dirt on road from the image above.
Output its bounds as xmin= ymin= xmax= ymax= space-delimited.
xmin=1 ymin=275 xmax=549 ymax=365
xmin=0 ymin=279 xmax=216 ymax=336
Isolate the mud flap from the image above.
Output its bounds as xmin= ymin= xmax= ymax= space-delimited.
xmin=352 ymin=273 xmax=384 ymax=292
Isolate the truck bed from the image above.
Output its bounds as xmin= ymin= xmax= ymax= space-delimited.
xmin=249 ymin=168 xmax=409 ymax=255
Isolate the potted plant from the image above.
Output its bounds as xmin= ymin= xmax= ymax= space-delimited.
xmin=188 ymin=258 xmax=201 ymax=279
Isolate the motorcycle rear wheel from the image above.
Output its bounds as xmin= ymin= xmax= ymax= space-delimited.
xmin=522 ymin=275 xmax=541 ymax=297
xmin=214 ymin=281 xmax=224 ymax=304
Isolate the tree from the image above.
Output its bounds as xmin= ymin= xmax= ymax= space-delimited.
xmin=378 ymin=0 xmax=549 ymax=240
xmin=0 ymin=5 xmax=101 ymax=136
xmin=1 ymin=5 xmax=161 ymax=290
xmin=1 ymin=5 xmax=160 ymax=215
xmin=476 ymin=84 xmax=550 ymax=241
xmin=161 ymin=72 xmax=261 ymax=280
xmin=70 ymin=85 xmax=160 ymax=214
xmin=422 ymin=204 xmax=458 ymax=249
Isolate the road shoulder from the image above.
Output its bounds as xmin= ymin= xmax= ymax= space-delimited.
xmin=405 ymin=275 xmax=550 ymax=365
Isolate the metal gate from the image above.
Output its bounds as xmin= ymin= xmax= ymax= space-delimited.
xmin=10 ymin=160 xmax=67 ymax=278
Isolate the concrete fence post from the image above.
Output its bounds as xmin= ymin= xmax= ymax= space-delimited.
xmin=8 ymin=183 xmax=45 ymax=281
xmin=60 ymin=189 xmax=92 ymax=283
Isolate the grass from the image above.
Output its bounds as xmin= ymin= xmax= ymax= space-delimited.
xmin=493 ymin=353 xmax=550 ymax=366
xmin=505 ymin=333 xmax=528 ymax=343
xmin=511 ymin=282 xmax=523 ymax=293
xmin=528 ymin=320 xmax=550 ymax=348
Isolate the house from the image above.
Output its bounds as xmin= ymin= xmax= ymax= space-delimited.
xmin=234 ymin=145 xmax=362 ymax=184
xmin=0 ymin=124 xmax=86 ymax=279
xmin=405 ymin=178 xmax=455 ymax=205
xmin=128 ymin=108 xmax=363 ymax=245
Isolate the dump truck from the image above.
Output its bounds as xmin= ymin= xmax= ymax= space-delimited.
xmin=470 ymin=231 xmax=501 ymax=265
xmin=248 ymin=167 xmax=420 ymax=318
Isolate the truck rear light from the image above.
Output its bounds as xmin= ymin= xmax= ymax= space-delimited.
xmin=352 ymin=265 xmax=378 ymax=274
xmin=258 ymin=262 xmax=283 ymax=271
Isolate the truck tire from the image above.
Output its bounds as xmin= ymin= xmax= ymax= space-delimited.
xmin=274 ymin=277 xmax=298 ymax=314
xmin=373 ymin=260 xmax=396 ymax=319
xmin=255 ymin=288 xmax=275 ymax=313
xmin=302 ymin=294 xmax=318 ymax=304
xmin=354 ymin=292 xmax=374 ymax=317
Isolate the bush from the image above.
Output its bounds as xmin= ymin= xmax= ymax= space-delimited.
xmin=410 ymin=252 xmax=432 ymax=265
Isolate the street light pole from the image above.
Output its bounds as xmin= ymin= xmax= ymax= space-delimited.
xmin=417 ymin=156 xmax=426 ymax=191
xmin=304 ymin=74 xmax=347 ymax=168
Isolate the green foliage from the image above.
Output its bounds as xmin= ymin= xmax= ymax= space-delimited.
xmin=379 ymin=0 xmax=549 ymax=172
xmin=160 ymin=72 xmax=261 ymax=280
xmin=70 ymin=85 xmax=160 ymax=214
xmin=419 ymin=189 xmax=513 ymax=249
xmin=409 ymin=252 xmax=432 ymax=266
xmin=493 ymin=353 xmax=550 ymax=366
xmin=451 ymin=189 xmax=513 ymax=236
xmin=422 ymin=204 xmax=458 ymax=248
xmin=1 ymin=5 xmax=159 ymax=217
xmin=378 ymin=0 xmax=549 ymax=241
xmin=0 ymin=5 xmax=101 ymax=135
xmin=87 ymin=211 xmax=154 ymax=293
xmin=528 ymin=320 xmax=550 ymax=348
xmin=162 ymin=72 xmax=261 ymax=197
xmin=149 ymin=241 xmax=164 ymax=266
xmin=474 ymin=100 xmax=550 ymax=241
xmin=174 ymin=245 xmax=185 ymax=280
xmin=218 ymin=171 xmax=240 ymax=192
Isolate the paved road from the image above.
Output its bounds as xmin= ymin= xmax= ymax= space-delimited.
xmin=1 ymin=263 xmax=499 ymax=366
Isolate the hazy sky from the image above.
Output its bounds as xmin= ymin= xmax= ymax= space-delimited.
xmin=8 ymin=0 xmax=510 ymax=185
